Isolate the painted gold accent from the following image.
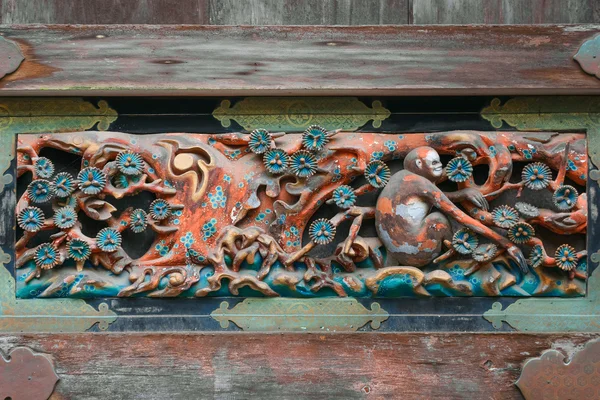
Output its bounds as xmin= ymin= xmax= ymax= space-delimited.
xmin=0 ymin=98 xmax=117 ymax=135
xmin=482 ymin=96 xmax=600 ymax=332
xmin=211 ymin=298 xmax=389 ymax=332
xmin=212 ymin=97 xmax=391 ymax=132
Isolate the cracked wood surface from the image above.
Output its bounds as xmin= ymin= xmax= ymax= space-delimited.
xmin=0 ymin=25 xmax=599 ymax=96
xmin=0 ymin=333 xmax=597 ymax=399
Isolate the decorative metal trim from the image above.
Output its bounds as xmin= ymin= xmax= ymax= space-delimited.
xmin=211 ymin=298 xmax=389 ymax=332
xmin=0 ymin=37 xmax=24 ymax=80
xmin=0 ymin=98 xmax=117 ymax=135
xmin=0 ymin=249 xmax=117 ymax=332
xmin=516 ymin=338 xmax=600 ymax=399
xmin=212 ymin=97 xmax=391 ymax=131
xmin=482 ymin=96 xmax=600 ymax=332
xmin=574 ymin=34 xmax=600 ymax=80
xmin=0 ymin=347 xmax=59 ymax=400
xmin=0 ymin=98 xmax=118 ymax=332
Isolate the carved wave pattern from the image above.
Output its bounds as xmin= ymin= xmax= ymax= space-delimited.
xmin=15 ymin=130 xmax=587 ymax=298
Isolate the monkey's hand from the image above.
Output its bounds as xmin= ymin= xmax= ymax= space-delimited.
xmin=506 ymin=245 xmax=529 ymax=274
xmin=447 ymin=188 xmax=488 ymax=211
xmin=462 ymin=188 xmax=489 ymax=211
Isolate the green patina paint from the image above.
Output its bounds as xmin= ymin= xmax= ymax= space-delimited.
xmin=211 ymin=298 xmax=388 ymax=332
xmin=0 ymin=98 xmax=118 ymax=332
xmin=212 ymin=97 xmax=391 ymax=132
xmin=482 ymin=96 xmax=600 ymax=332
xmin=0 ymin=98 xmax=117 ymax=134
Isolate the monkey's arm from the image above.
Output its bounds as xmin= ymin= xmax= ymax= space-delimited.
xmin=445 ymin=188 xmax=489 ymax=211
xmin=424 ymin=183 xmax=529 ymax=274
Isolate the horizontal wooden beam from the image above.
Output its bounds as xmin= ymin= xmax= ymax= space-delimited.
xmin=1 ymin=333 xmax=596 ymax=399
xmin=0 ymin=24 xmax=599 ymax=96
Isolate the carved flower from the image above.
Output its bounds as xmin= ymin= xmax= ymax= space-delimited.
xmin=301 ymin=125 xmax=329 ymax=152
xmin=290 ymin=150 xmax=318 ymax=178
xmin=34 ymin=243 xmax=60 ymax=270
xmin=263 ymin=148 xmax=289 ymax=174
xmin=515 ymin=202 xmax=539 ymax=218
xmin=332 ymin=185 xmax=356 ymax=209
xmin=522 ymin=162 xmax=552 ymax=190
xmin=27 ymin=179 xmax=55 ymax=203
xmin=364 ymin=160 xmax=390 ymax=188
xmin=53 ymin=206 xmax=78 ymax=229
xmin=555 ymin=244 xmax=577 ymax=271
xmin=95 ymin=227 xmax=122 ymax=253
xmin=17 ymin=206 xmax=45 ymax=232
xmin=445 ymin=157 xmax=473 ymax=183
xmin=452 ymin=228 xmax=479 ymax=254
xmin=130 ymin=209 xmax=148 ymax=233
xmin=472 ymin=243 xmax=498 ymax=262
xmin=149 ymin=199 xmax=172 ymax=220
xmin=53 ymin=172 xmax=76 ymax=197
xmin=491 ymin=205 xmax=520 ymax=228
xmin=309 ymin=218 xmax=336 ymax=245
xmin=116 ymin=151 xmax=145 ymax=176
xmin=528 ymin=244 xmax=544 ymax=269
xmin=508 ymin=222 xmax=535 ymax=244
xmin=78 ymin=167 xmax=107 ymax=195
xmin=553 ymin=185 xmax=578 ymax=210
xmin=34 ymin=157 xmax=55 ymax=178
xmin=67 ymin=238 xmax=91 ymax=261
xmin=248 ymin=129 xmax=272 ymax=154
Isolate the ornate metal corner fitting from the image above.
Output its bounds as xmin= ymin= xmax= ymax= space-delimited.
xmin=516 ymin=338 xmax=600 ymax=399
xmin=212 ymin=97 xmax=391 ymax=131
xmin=0 ymin=98 xmax=117 ymax=135
xmin=0 ymin=98 xmax=118 ymax=332
xmin=211 ymin=298 xmax=389 ymax=332
xmin=0 ymin=249 xmax=118 ymax=332
xmin=0 ymin=36 xmax=24 ymax=80
xmin=481 ymin=96 xmax=600 ymax=332
xmin=0 ymin=347 xmax=59 ymax=400
xmin=574 ymin=34 xmax=600 ymax=79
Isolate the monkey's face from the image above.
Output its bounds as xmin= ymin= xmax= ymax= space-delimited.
xmin=422 ymin=149 xmax=444 ymax=180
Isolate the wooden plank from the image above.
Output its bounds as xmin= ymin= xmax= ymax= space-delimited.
xmin=412 ymin=0 xmax=599 ymax=24
xmin=0 ymin=25 xmax=598 ymax=96
xmin=0 ymin=333 xmax=596 ymax=399
xmin=208 ymin=0 xmax=409 ymax=25
xmin=0 ymin=0 xmax=210 ymax=24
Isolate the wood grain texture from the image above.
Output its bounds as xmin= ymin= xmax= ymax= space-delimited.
xmin=0 ymin=25 xmax=599 ymax=96
xmin=411 ymin=0 xmax=600 ymax=24
xmin=0 ymin=333 xmax=597 ymax=399
xmin=209 ymin=0 xmax=409 ymax=25
xmin=0 ymin=0 xmax=210 ymax=24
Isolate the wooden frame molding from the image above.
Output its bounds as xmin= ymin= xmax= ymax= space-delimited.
xmin=0 ymin=24 xmax=599 ymax=96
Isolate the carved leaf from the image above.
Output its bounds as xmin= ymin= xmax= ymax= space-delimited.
xmin=82 ymin=198 xmax=117 ymax=220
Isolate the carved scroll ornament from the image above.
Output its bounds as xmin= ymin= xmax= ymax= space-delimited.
xmin=15 ymin=128 xmax=587 ymax=298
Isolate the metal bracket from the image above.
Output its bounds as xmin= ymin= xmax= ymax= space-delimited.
xmin=516 ymin=338 xmax=600 ymax=399
xmin=0 ymin=36 xmax=24 ymax=80
xmin=0 ymin=347 xmax=59 ymax=400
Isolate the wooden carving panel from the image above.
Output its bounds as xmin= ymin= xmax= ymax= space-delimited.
xmin=15 ymin=130 xmax=587 ymax=298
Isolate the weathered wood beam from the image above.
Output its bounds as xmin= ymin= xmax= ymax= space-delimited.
xmin=1 ymin=333 xmax=596 ymax=399
xmin=0 ymin=24 xmax=599 ymax=96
